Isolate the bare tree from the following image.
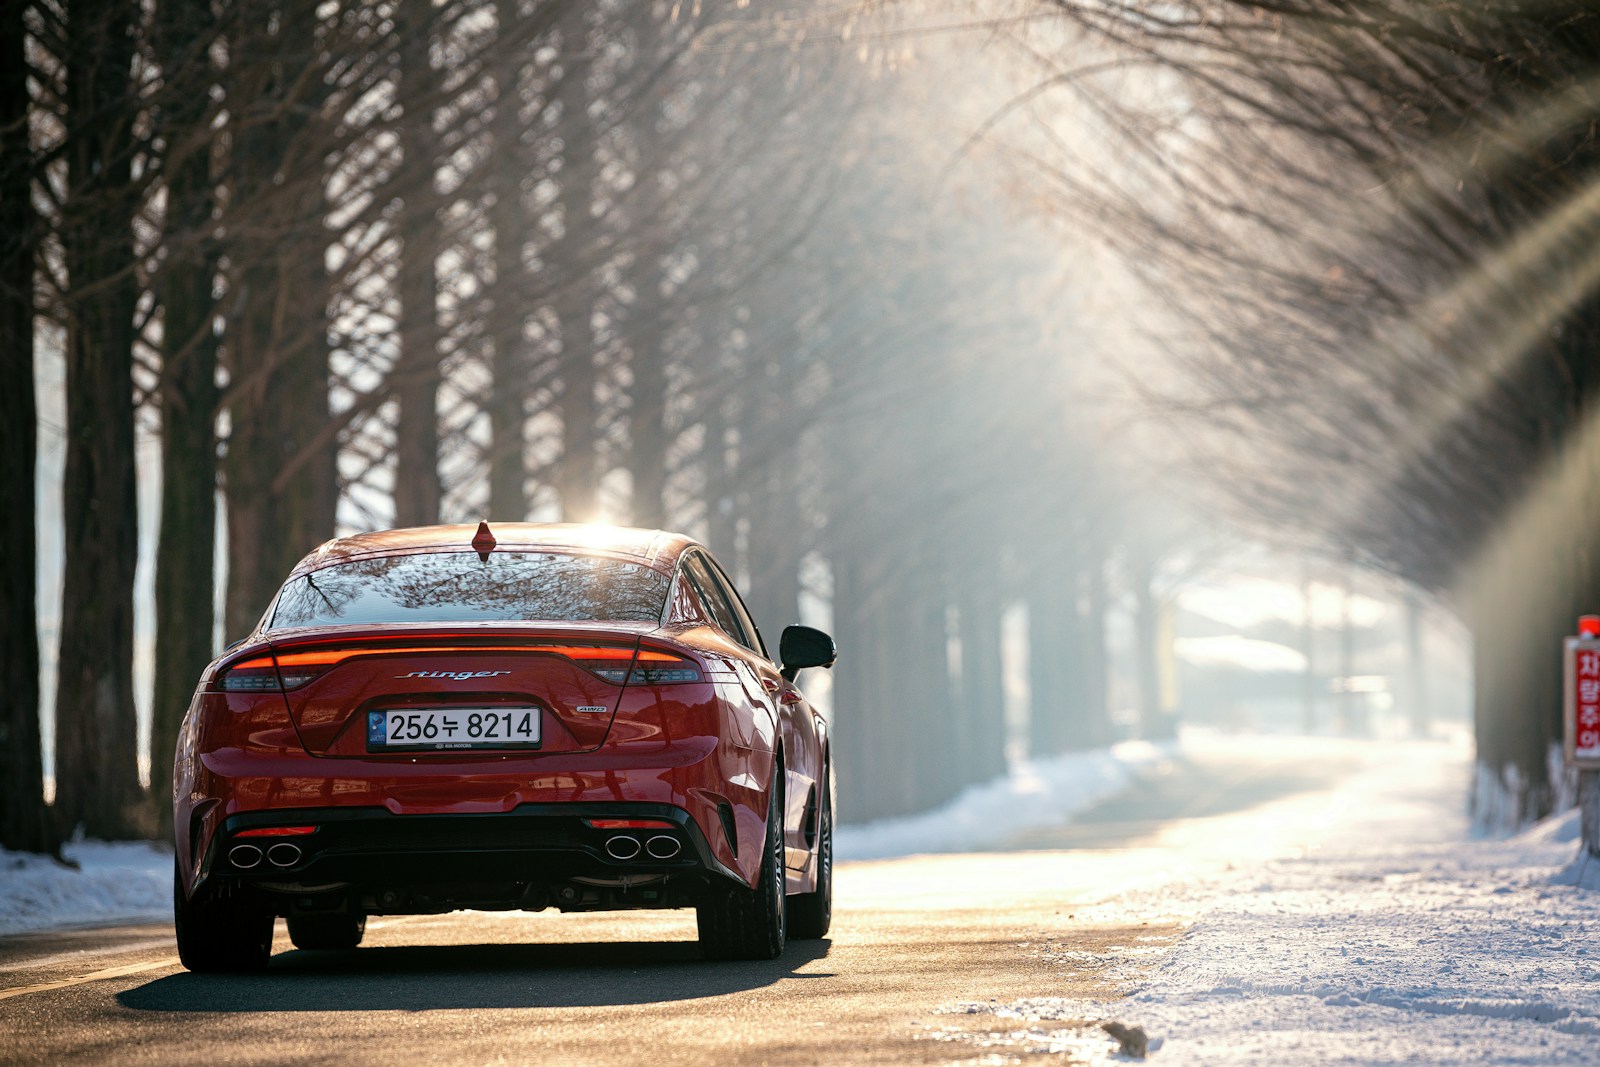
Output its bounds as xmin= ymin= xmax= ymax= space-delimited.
xmin=1 ymin=0 xmax=57 ymax=854
xmin=995 ymin=0 xmax=1600 ymax=819
xmin=219 ymin=0 xmax=339 ymax=638
xmin=150 ymin=0 xmax=221 ymax=835
xmin=391 ymin=0 xmax=446 ymax=527
xmin=53 ymin=0 xmax=145 ymax=838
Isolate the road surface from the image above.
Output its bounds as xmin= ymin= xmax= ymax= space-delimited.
xmin=0 ymin=744 xmax=1363 ymax=1065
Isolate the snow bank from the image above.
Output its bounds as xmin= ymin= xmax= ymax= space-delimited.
xmin=943 ymin=733 xmax=1600 ymax=1065
xmin=836 ymin=740 xmax=1174 ymax=861
xmin=0 ymin=841 xmax=171 ymax=935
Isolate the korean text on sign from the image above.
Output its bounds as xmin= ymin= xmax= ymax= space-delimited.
xmin=1578 ymin=649 xmax=1600 ymax=754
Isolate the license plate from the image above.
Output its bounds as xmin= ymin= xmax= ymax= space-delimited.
xmin=367 ymin=707 xmax=541 ymax=751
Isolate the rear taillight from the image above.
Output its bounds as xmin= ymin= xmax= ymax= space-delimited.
xmin=218 ymin=656 xmax=285 ymax=691
xmin=565 ymin=646 xmax=701 ymax=685
xmin=558 ymin=645 xmax=646 ymax=683
xmin=628 ymin=647 xmax=703 ymax=684
xmin=627 ymin=660 xmax=702 ymax=685
xmin=269 ymin=651 xmax=343 ymax=689
xmin=218 ymin=654 xmax=333 ymax=692
xmin=234 ymin=825 xmax=318 ymax=838
xmin=585 ymin=818 xmax=676 ymax=829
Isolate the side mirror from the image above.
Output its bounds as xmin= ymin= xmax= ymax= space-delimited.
xmin=780 ymin=624 xmax=836 ymax=682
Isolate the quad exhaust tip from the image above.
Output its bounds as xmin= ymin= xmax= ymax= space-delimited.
xmin=604 ymin=836 xmax=642 ymax=860
xmin=645 ymin=835 xmax=681 ymax=860
xmin=603 ymin=834 xmax=681 ymax=861
xmin=266 ymin=842 xmax=303 ymax=867
xmin=229 ymin=844 xmax=263 ymax=869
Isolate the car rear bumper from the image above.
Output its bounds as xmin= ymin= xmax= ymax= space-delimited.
xmin=198 ymin=801 xmax=740 ymax=916
xmin=176 ymin=737 xmax=771 ymax=910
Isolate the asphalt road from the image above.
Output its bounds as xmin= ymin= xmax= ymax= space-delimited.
xmin=0 ymin=744 xmax=1357 ymax=1065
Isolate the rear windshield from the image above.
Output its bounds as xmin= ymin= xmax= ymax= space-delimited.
xmin=269 ymin=551 xmax=671 ymax=628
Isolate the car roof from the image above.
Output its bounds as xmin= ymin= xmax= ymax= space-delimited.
xmin=286 ymin=523 xmax=698 ymax=578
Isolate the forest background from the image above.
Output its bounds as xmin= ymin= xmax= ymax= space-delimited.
xmin=6 ymin=0 xmax=1599 ymax=854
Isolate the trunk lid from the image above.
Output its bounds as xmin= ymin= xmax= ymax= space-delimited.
xmin=265 ymin=622 xmax=658 ymax=757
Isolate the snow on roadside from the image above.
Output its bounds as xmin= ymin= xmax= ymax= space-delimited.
xmin=944 ymin=733 xmax=1600 ymax=1065
xmin=0 ymin=841 xmax=171 ymax=935
xmin=836 ymin=740 xmax=1174 ymax=861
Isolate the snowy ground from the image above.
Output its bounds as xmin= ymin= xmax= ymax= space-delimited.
xmin=0 ymin=840 xmax=171 ymax=935
xmin=933 ymin=731 xmax=1600 ymax=1066
xmin=836 ymin=740 xmax=1174 ymax=861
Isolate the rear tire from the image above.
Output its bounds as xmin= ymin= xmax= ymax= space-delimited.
xmin=173 ymin=862 xmax=274 ymax=973
xmin=287 ymin=913 xmax=367 ymax=950
xmin=787 ymin=774 xmax=832 ymax=939
xmin=698 ymin=772 xmax=787 ymax=960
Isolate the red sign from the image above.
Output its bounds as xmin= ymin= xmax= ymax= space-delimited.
xmin=1565 ymin=635 xmax=1600 ymax=769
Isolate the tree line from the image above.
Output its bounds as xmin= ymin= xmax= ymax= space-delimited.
xmin=996 ymin=0 xmax=1600 ymax=822
xmin=4 ymin=0 xmax=1169 ymax=850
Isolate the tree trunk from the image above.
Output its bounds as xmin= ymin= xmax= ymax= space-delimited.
xmin=0 ymin=0 xmax=57 ymax=853
xmin=554 ymin=304 xmax=598 ymax=526
xmin=1030 ymin=556 xmax=1106 ymax=756
xmin=1581 ymin=771 xmax=1599 ymax=861
xmin=552 ymin=5 xmax=598 ymax=523
xmin=703 ymin=386 xmax=738 ymax=559
xmin=1337 ymin=572 xmax=1359 ymax=734
xmin=1131 ymin=546 xmax=1174 ymax=741
xmin=1300 ymin=564 xmax=1317 ymax=733
xmin=1027 ymin=575 xmax=1071 ymax=758
xmin=623 ymin=169 xmax=670 ymax=531
xmin=222 ymin=255 xmax=336 ymax=637
xmin=959 ymin=583 xmax=1008 ymax=784
xmin=486 ymin=2 xmax=528 ymax=522
xmin=392 ymin=0 xmax=443 ymax=528
xmin=907 ymin=578 xmax=954 ymax=812
xmin=629 ymin=342 xmax=670 ymax=530
xmin=221 ymin=0 xmax=338 ymax=639
xmin=150 ymin=0 xmax=220 ymax=835
xmin=829 ymin=551 xmax=880 ymax=822
xmin=742 ymin=458 xmax=801 ymax=652
xmin=1404 ymin=587 xmax=1429 ymax=737
xmin=859 ymin=575 xmax=907 ymax=817
xmin=1083 ymin=554 xmax=1112 ymax=746
xmin=54 ymin=0 xmax=145 ymax=839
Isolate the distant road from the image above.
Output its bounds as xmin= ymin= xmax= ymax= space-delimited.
xmin=0 ymin=741 xmax=1375 ymax=1065
xmin=1003 ymin=742 xmax=1375 ymax=852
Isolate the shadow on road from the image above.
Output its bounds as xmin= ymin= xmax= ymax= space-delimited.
xmin=117 ymin=938 xmax=832 ymax=1013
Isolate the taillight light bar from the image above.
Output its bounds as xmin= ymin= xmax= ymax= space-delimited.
xmin=585 ymin=818 xmax=677 ymax=829
xmin=217 ymin=641 xmax=703 ymax=691
xmin=234 ymin=825 xmax=318 ymax=838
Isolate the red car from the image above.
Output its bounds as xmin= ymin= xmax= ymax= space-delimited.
xmin=171 ymin=522 xmax=836 ymax=970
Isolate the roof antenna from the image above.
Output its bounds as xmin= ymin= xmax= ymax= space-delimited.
xmin=472 ymin=520 xmax=497 ymax=563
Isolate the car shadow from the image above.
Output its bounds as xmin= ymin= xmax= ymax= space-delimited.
xmin=117 ymin=938 xmax=832 ymax=1013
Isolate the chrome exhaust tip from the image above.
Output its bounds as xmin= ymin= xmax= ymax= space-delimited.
xmin=229 ymin=844 xmax=263 ymax=870
xmin=645 ymin=835 xmax=681 ymax=860
xmin=604 ymin=836 xmax=642 ymax=860
xmin=266 ymin=842 xmax=302 ymax=868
